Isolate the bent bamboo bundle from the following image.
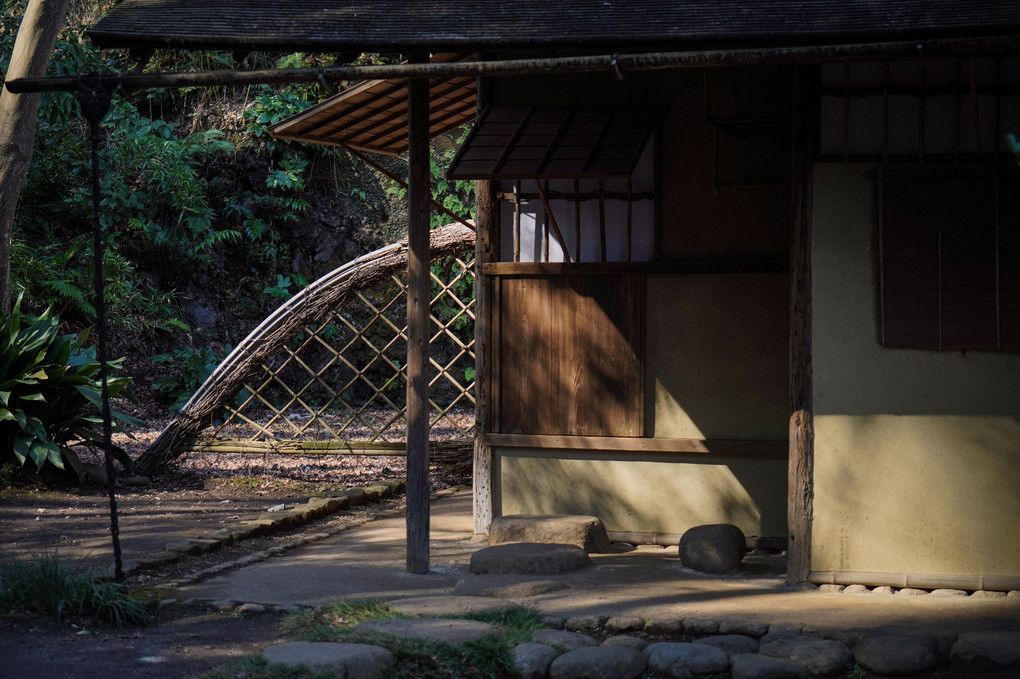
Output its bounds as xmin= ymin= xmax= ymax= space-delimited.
xmin=135 ymin=223 xmax=476 ymax=475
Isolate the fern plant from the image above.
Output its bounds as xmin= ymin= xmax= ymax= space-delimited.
xmin=0 ymin=296 xmax=141 ymax=474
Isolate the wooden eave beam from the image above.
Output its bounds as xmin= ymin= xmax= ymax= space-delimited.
xmin=8 ymin=36 xmax=1019 ymax=94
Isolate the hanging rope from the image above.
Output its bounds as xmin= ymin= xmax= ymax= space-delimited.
xmin=76 ymin=76 xmax=124 ymax=581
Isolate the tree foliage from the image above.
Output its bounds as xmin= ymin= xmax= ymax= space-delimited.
xmin=1 ymin=5 xmax=476 ymax=412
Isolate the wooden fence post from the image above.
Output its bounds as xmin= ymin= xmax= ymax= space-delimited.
xmin=406 ymin=64 xmax=431 ymax=574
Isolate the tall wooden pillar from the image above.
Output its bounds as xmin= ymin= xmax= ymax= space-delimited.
xmin=472 ymin=74 xmax=498 ymax=535
xmin=406 ymin=65 xmax=431 ymax=574
xmin=788 ymin=65 xmax=819 ymax=586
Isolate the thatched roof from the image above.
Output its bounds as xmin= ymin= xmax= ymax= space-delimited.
xmin=89 ymin=1 xmax=1020 ymax=54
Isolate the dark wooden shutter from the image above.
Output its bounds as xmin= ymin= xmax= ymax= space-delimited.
xmin=881 ymin=171 xmax=1019 ymax=352
xmin=497 ymin=275 xmax=644 ymax=436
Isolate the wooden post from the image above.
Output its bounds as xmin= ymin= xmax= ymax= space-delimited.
xmin=406 ymin=63 xmax=431 ymax=574
xmin=788 ymin=65 xmax=818 ymax=586
xmin=473 ymin=72 xmax=498 ymax=535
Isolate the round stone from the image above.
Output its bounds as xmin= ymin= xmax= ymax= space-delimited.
xmin=855 ymin=633 xmax=939 ymax=675
xmin=760 ymin=636 xmax=852 ymax=676
xmin=730 ymin=652 xmax=809 ymax=679
xmin=694 ymin=634 xmax=760 ymax=657
xmin=951 ymin=631 xmax=1020 ymax=669
xmin=678 ymin=523 xmax=747 ymax=574
xmin=533 ymin=628 xmax=599 ymax=651
xmin=511 ymin=642 xmax=562 ymax=679
xmin=603 ymin=635 xmax=650 ymax=651
xmin=549 ymin=646 xmax=647 ymax=679
xmin=645 ymin=641 xmax=730 ymax=676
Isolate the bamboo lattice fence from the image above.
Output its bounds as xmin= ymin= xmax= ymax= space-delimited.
xmin=135 ymin=224 xmax=476 ymax=474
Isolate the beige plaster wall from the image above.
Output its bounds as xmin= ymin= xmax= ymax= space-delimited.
xmin=498 ymin=449 xmax=787 ymax=537
xmin=646 ymin=274 xmax=789 ymax=440
xmin=811 ymin=164 xmax=1020 ymax=577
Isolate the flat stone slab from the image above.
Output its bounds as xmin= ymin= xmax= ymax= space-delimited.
xmin=355 ymin=618 xmax=500 ymax=645
xmin=387 ymin=595 xmax=513 ymax=616
xmin=453 ymin=574 xmax=569 ymax=599
xmin=262 ymin=641 xmax=393 ymax=678
xmin=470 ymin=542 xmax=592 ymax=575
xmin=489 ymin=514 xmax=612 ymax=553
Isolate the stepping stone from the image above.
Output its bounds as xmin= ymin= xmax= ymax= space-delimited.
xmin=387 ymin=595 xmax=511 ymax=616
xmin=262 ymin=641 xmax=392 ymax=678
xmin=854 ymin=633 xmax=938 ymax=675
xmin=644 ymin=641 xmax=730 ymax=676
xmin=760 ymin=636 xmax=852 ymax=676
xmin=951 ymin=631 xmax=1020 ymax=670
xmin=453 ymin=574 xmax=568 ymax=599
xmin=678 ymin=523 xmax=747 ymax=574
xmin=355 ymin=618 xmax=500 ymax=645
xmin=470 ymin=542 xmax=591 ymax=575
xmin=533 ymin=628 xmax=599 ymax=651
xmin=731 ymin=652 xmax=809 ymax=679
xmin=489 ymin=514 xmax=612 ymax=553
xmin=694 ymin=634 xmax=760 ymax=657
xmin=512 ymin=642 xmax=562 ymax=679
xmin=549 ymin=646 xmax=647 ymax=679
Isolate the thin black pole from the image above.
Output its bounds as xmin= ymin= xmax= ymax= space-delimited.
xmin=77 ymin=78 xmax=123 ymax=581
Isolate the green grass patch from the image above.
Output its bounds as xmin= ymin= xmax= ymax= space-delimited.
xmin=230 ymin=600 xmax=547 ymax=679
xmin=280 ymin=597 xmax=408 ymax=638
xmin=0 ymin=552 xmax=149 ymax=628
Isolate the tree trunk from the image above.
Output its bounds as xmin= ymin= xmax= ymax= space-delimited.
xmin=0 ymin=0 xmax=70 ymax=313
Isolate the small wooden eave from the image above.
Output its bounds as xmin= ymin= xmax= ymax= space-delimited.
xmin=270 ymin=54 xmax=476 ymax=156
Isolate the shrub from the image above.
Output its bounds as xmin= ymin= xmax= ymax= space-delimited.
xmin=0 ymin=296 xmax=140 ymax=474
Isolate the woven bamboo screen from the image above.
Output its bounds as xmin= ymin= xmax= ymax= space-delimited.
xmin=195 ymin=255 xmax=476 ymax=452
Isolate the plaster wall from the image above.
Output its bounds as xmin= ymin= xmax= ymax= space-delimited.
xmin=498 ymin=449 xmax=787 ymax=537
xmin=811 ymin=164 xmax=1020 ymax=577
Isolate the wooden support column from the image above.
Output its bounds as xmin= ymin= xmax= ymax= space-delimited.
xmin=473 ymin=74 xmax=498 ymax=535
xmin=406 ymin=63 xmax=431 ymax=574
xmin=788 ymin=65 xmax=819 ymax=586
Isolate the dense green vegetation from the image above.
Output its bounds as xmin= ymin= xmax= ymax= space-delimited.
xmin=0 ymin=294 xmax=139 ymax=473
xmin=1 ymin=1 xmax=474 ymax=415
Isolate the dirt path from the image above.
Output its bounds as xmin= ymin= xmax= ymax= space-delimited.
xmin=0 ymin=442 xmax=460 ymax=679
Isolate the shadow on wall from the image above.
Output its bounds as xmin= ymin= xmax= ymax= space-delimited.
xmin=498 ymin=449 xmax=793 ymax=537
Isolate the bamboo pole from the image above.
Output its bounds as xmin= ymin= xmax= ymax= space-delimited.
xmin=8 ymin=36 xmax=1018 ymax=95
xmin=405 ymin=63 xmax=431 ymax=574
